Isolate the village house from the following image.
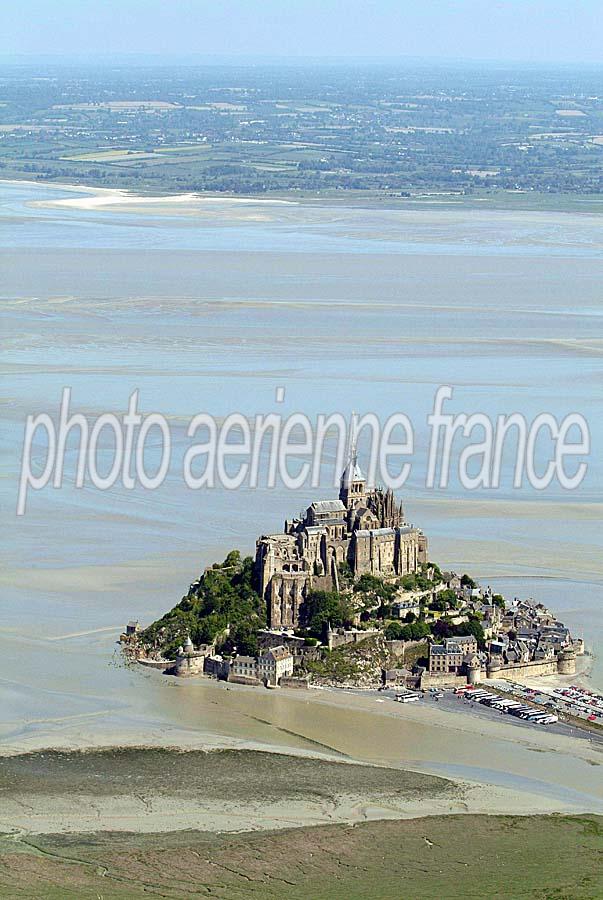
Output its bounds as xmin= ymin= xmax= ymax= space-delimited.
xmin=391 ymin=599 xmax=422 ymax=620
xmin=229 ymin=655 xmax=258 ymax=683
xmin=428 ymin=636 xmax=479 ymax=675
xmin=423 ymin=593 xmax=581 ymax=686
xmin=228 ymin=645 xmax=294 ymax=686
xmin=442 ymin=572 xmax=462 ymax=592
xmin=257 ymin=645 xmax=294 ymax=685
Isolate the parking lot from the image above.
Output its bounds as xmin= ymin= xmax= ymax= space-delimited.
xmin=381 ymin=685 xmax=603 ymax=744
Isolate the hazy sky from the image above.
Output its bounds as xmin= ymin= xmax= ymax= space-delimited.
xmin=2 ymin=0 xmax=603 ymax=65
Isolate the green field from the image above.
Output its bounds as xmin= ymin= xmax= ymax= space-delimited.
xmin=1 ymin=815 xmax=601 ymax=899
xmin=1 ymin=62 xmax=603 ymax=203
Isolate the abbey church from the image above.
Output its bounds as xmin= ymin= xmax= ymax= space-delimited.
xmin=255 ymin=456 xmax=428 ymax=628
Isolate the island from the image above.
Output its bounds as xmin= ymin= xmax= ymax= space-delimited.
xmin=123 ymin=455 xmax=584 ymax=697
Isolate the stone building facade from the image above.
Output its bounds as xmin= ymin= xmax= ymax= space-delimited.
xmin=428 ymin=636 xmax=479 ymax=676
xmin=255 ymin=456 xmax=428 ymax=628
xmin=227 ymin=645 xmax=294 ymax=686
xmin=257 ymin=645 xmax=294 ymax=685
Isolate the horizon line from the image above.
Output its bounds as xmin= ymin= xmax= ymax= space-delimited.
xmin=1 ymin=52 xmax=603 ymax=70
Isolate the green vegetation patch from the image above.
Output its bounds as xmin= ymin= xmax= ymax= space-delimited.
xmin=0 ymin=747 xmax=452 ymax=803
xmin=3 ymin=64 xmax=603 ymax=199
xmin=138 ymin=550 xmax=264 ymax=658
xmin=0 ymin=814 xmax=600 ymax=899
xmin=304 ymin=635 xmax=389 ymax=682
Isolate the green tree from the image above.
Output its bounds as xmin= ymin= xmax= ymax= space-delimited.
xmin=337 ymin=561 xmax=354 ymax=586
xmin=354 ymin=574 xmax=397 ymax=619
xmin=429 ymin=598 xmax=448 ymax=612
xmin=463 ymin=619 xmax=486 ymax=647
xmin=138 ymin=550 xmax=264 ymax=657
xmin=228 ymin=620 xmax=259 ymax=656
xmin=385 ymin=620 xmax=430 ymax=642
xmin=385 ymin=622 xmax=405 ymax=640
xmin=303 ymin=590 xmax=352 ymax=638
xmin=400 ymin=572 xmax=431 ymax=592
xmin=438 ymin=588 xmax=459 ymax=607
xmin=406 ymin=621 xmax=430 ymax=641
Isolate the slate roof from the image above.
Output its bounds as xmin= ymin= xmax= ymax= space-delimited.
xmin=259 ymin=645 xmax=292 ymax=662
xmin=310 ymin=499 xmax=346 ymax=513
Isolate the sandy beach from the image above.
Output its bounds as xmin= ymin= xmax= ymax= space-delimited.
xmin=15 ymin=179 xmax=298 ymax=213
xmin=0 ymin=783 xmax=572 ymax=835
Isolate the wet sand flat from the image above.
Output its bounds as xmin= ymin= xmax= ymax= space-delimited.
xmin=1 ymin=178 xmax=602 ymax=762
xmin=1 ymin=680 xmax=602 ymax=820
xmin=0 ymin=748 xmax=461 ymax=834
xmin=0 ymin=746 xmax=597 ymax=837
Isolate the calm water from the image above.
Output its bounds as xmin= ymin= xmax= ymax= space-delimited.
xmin=1 ymin=181 xmax=602 ymax=756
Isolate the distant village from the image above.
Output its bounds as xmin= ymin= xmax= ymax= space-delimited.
xmin=123 ymin=453 xmax=583 ymax=693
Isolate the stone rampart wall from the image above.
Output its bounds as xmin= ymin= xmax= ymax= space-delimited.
xmin=487 ymin=659 xmax=558 ymax=680
xmin=420 ymin=672 xmax=468 ymax=688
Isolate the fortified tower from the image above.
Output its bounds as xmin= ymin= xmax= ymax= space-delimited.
xmin=557 ymin=647 xmax=577 ymax=676
xmin=466 ymin=654 xmax=482 ymax=685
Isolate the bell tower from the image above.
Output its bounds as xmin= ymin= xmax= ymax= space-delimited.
xmin=339 ymin=439 xmax=366 ymax=510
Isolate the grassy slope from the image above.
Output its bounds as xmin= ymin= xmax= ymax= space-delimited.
xmin=0 ymin=815 xmax=601 ymax=899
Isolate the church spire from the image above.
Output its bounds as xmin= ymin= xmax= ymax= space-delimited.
xmin=340 ymin=414 xmax=363 ymax=487
xmin=339 ymin=417 xmax=365 ymax=506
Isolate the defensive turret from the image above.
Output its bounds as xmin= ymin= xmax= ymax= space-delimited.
xmin=557 ymin=647 xmax=576 ymax=676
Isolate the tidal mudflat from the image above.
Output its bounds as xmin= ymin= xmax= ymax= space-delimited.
xmin=0 ymin=747 xmax=460 ymax=833
xmin=1 ymin=180 xmax=602 ymax=783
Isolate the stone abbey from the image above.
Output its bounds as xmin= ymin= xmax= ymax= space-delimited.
xmin=255 ymin=455 xmax=428 ymax=628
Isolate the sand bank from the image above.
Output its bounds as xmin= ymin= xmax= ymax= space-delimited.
xmin=3 ymin=179 xmax=298 ymax=213
xmin=0 ymin=781 xmax=578 ymax=835
xmin=0 ymin=747 xmax=594 ymax=836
